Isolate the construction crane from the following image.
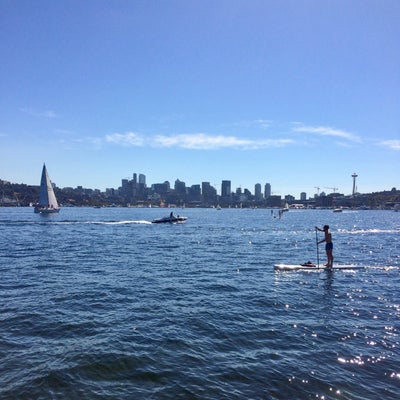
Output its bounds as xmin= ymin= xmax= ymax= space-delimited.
xmin=314 ymin=186 xmax=320 ymax=195
xmin=324 ymin=187 xmax=338 ymax=193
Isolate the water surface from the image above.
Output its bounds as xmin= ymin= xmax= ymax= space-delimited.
xmin=0 ymin=208 xmax=399 ymax=399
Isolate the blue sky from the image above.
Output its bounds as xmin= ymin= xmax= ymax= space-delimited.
xmin=1 ymin=0 xmax=399 ymax=198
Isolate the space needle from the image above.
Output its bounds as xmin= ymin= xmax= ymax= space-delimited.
xmin=352 ymin=173 xmax=358 ymax=196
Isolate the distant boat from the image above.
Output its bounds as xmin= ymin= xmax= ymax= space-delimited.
xmin=152 ymin=214 xmax=187 ymax=224
xmin=34 ymin=164 xmax=60 ymax=214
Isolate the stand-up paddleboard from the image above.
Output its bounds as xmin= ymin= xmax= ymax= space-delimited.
xmin=275 ymin=228 xmax=365 ymax=271
xmin=274 ymin=263 xmax=365 ymax=271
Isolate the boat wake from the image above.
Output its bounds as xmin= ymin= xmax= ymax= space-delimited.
xmin=0 ymin=220 xmax=153 ymax=226
xmin=92 ymin=220 xmax=152 ymax=225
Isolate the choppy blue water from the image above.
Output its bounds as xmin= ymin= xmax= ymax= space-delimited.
xmin=0 ymin=207 xmax=399 ymax=399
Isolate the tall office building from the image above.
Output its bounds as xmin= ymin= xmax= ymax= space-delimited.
xmin=139 ymin=174 xmax=146 ymax=185
xmin=221 ymin=180 xmax=231 ymax=198
xmin=175 ymin=179 xmax=186 ymax=195
xmin=254 ymin=183 xmax=262 ymax=200
xmin=189 ymin=184 xmax=201 ymax=200
xmin=137 ymin=173 xmax=146 ymax=200
xmin=131 ymin=173 xmax=138 ymax=199
xmin=121 ymin=179 xmax=130 ymax=197
xmin=264 ymin=183 xmax=271 ymax=198
xmin=202 ymin=182 xmax=217 ymax=204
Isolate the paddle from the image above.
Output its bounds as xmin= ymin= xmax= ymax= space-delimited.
xmin=315 ymin=228 xmax=320 ymax=269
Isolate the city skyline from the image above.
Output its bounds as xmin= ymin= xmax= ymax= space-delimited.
xmin=1 ymin=2 xmax=399 ymax=195
xmin=1 ymin=161 xmax=395 ymax=199
xmin=62 ymin=170 xmax=361 ymax=199
xmin=3 ymin=167 xmax=398 ymax=210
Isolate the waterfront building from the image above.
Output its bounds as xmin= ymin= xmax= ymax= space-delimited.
xmin=152 ymin=182 xmax=170 ymax=197
xmin=221 ymin=180 xmax=231 ymax=198
xmin=285 ymin=194 xmax=295 ymax=202
xmin=175 ymin=179 xmax=186 ymax=195
xmin=202 ymin=182 xmax=217 ymax=205
xmin=188 ymin=185 xmax=201 ymax=202
xmin=220 ymin=180 xmax=231 ymax=206
xmin=255 ymin=183 xmax=263 ymax=200
xmin=264 ymin=183 xmax=271 ymax=198
xmin=267 ymin=195 xmax=282 ymax=207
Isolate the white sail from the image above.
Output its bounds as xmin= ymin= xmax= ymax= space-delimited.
xmin=35 ymin=164 xmax=60 ymax=213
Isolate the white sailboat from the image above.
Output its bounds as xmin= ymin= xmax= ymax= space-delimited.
xmin=34 ymin=163 xmax=60 ymax=214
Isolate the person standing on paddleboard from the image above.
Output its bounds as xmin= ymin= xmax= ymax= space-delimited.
xmin=315 ymin=225 xmax=333 ymax=268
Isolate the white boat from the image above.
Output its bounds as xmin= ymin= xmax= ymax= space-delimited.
xmin=34 ymin=164 xmax=60 ymax=214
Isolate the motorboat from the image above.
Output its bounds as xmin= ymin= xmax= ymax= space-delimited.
xmin=152 ymin=214 xmax=187 ymax=224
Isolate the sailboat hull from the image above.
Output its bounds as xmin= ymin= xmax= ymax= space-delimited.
xmin=34 ymin=206 xmax=60 ymax=214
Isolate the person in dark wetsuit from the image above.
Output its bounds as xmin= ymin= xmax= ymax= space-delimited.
xmin=316 ymin=225 xmax=333 ymax=267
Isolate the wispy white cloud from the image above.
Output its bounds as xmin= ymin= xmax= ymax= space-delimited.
xmin=107 ymin=123 xmax=395 ymax=151
xmin=378 ymin=139 xmax=400 ymax=150
xmin=103 ymin=131 xmax=294 ymax=150
xmin=292 ymin=124 xmax=361 ymax=143
xmin=154 ymin=133 xmax=251 ymax=149
xmin=105 ymin=132 xmax=145 ymax=146
xmin=20 ymin=107 xmax=59 ymax=118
